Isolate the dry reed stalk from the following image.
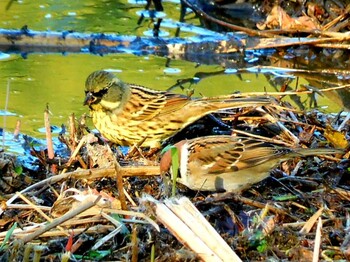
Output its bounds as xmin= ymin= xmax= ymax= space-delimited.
xmin=33 ymin=246 xmax=46 ymax=262
xmin=144 ymin=195 xmax=242 ymax=262
xmin=338 ymin=113 xmax=350 ymax=131
xmin=300 ymin=207 xmax=324 ymax=234
xmin=69 ymin=113 xmax=77 ymax=148
xmin=131 ymin=225 xmax=139 ymax=262
xmin=61 ymin=134 xmax=88 ymax=173
xmin=115 ymin=160 xmax=128 ymax=211
xmin=6 ymin=204 xmax=51 ymax=211
xmin=98 ymin=208 xmax=159 ymax=231
xmin=313 ymin=218 xmax=322 ymax=262
xmin=44 ymin=104 xmax=54 ymax=160
xmin=23 ymin=243 xmax=33 ymax=261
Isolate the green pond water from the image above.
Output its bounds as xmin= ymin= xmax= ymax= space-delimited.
xmin=0 ymin=0 xmax=345 ymax=145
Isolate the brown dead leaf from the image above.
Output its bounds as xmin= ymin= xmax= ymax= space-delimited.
xmin=86 ymin=143 xmax=114 ymax=168
xmin=288 ymin=246 xmax=313 ymax=261
xmin=257 ymin=6 xmax=320 ymax=30
xmin=324 ymin=124 xmax=349 ymax=149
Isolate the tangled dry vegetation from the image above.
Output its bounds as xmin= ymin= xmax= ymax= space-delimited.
xmin=0 ymin=92 xmax=349 ymax=261
xmin=1 ymin=0 xmax=350 ymax=261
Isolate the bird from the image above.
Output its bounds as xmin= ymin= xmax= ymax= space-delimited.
xmin=160 ymin=135 xmax=344 ymax=192
xmin=84 ymin=70 xmax=272 ymax=148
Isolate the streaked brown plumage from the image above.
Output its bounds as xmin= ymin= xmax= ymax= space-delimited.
xmin=84 ymin=70 xmax=271 ymax=147
xmin=160 ymin=135 xmax=343 ymax=192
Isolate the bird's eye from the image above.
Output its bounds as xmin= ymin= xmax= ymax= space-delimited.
xmin=93 ymin=88 xmax=109 ymax=98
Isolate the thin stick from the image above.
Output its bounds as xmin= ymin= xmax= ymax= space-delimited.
xmin=2 ymin=79 xmax=10 ymax=149
xmin=92 ymin=213 xmax=124 ymax=250
xmin=16 ymin=192 xmax=54 ymax=222
xmin=115 ymin=161 xmax=127 ymax=211
xmin=16 ymin=192 xmax=69 ymax=237
xmin=181 ymin=0 xmax=276 ymax=38
xmin=3 ymin=225 xmax=115 ymax=240
xmin=61 ymin=135 xmax=87 ymax=173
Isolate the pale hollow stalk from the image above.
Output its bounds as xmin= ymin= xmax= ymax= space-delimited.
xmin=313 ymin=218 xmax=322 ymax=262
xmin=146 ymin=195 xmax=242 ymax=262
xmin=155 ymin=200 xmax=221 ymax=261
xmin=168 ymin=197 xmax=242 ymax=262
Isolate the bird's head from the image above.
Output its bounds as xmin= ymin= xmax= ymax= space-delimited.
xmin=84 ymin=70 xmax=128 ymax=111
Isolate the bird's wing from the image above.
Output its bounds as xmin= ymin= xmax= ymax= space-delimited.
xmin=190 ymin=138 xmax=284 ymax=174
xmin=230 ymin=146 xmax=284 ymax=171
xmin=128 ymin=85 xmax=190 ymax=121
xmin=188 ymin=138 xmax=240 ymax=174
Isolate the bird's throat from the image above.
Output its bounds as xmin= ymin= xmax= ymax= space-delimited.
xmin=100 ymin=100 xmax=121 ymax=111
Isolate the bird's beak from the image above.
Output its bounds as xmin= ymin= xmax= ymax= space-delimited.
xmin=83 ymin=92 xmax=95 ymax=106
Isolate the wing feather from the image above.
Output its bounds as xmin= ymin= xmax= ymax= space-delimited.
xmin=188 ymin=136 xmax=287 ymax=174
xmin=127 ymin=84 xmax=190 ymax=121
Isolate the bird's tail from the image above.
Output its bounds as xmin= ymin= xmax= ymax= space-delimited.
xmin=204 ymin=95 xmax=272 ymax=110
xmin=293 ymin=147 xmax=344 ymax=157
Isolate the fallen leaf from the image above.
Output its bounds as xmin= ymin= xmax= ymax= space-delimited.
xmin=324 ymin=124 xmax=349 ymax=149
xmin=257 ymin=6 xmax=320 ymax=30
